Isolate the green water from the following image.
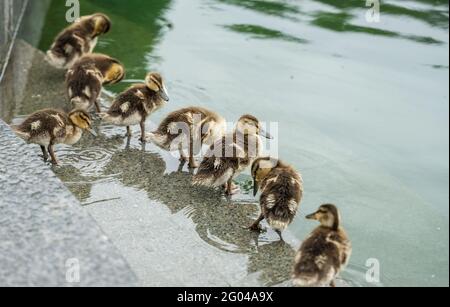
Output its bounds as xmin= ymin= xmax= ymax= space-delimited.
xmin=35 ymin=0 xmax=448 ymax=286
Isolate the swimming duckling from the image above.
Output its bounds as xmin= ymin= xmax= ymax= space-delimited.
xmin=101 ymin=72 xmax=169 ymax=142
xmin=46 ymin=13 xmax=111 ymax=69
xmin=147 ymin=107 xmax=226 ymax=168
xmin=66 ymin=53 xmax=125 ymax=112
xmin=249 ymin=157 xmax=303 ymax=241
xmin=13 ymin=109 xmax=96 ymax=165
xmin=293 ymin=204 xmax=352 ymax=287
xmin=193 ymin=115 xmax=272 ymax=196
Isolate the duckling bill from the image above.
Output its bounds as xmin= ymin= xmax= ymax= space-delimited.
xmin=293 ymin=204 xmax=352 ymax=287
xmin=46 ymin=13 xmax=111 ymax=69
xmin=102 ymin=72 xmax=169 ymax=142
xmin=13 ymin=109 xmax=96 ymax=165
xmin=147 ymin=107 xmax=226 ymax=168
xmin=193 ymin=115 xmax=272 ymax=196
xmin=66 ymin=53 xmax=125 ymax=112
xmin=249 ymin=157 xmax=303 ymax=241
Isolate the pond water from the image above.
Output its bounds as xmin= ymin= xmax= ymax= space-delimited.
xmin=11 ymin=0 xmax=450 ymax=286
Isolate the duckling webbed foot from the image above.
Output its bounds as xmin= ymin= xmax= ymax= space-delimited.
xmin=248 ymin=223 xmax=263 ymax=232
xmin=188 ymin=158 xmax=199 ymax=169
xmin=275 ymin=230 xmax=285 ymax=242
xmin=40 ymin=146 xmax=49 ymax=162
xmin=48 ymin=144 xmax=59 ymax=165
xmin=247 ymin=214 xmax=264 ymax=232
xmin=224 ymin=180 xmax=240 ymax=196
xmin=178 ymin=159 xmax=186 ymax=172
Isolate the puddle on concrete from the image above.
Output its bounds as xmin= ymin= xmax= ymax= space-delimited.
xmin=53 ymin=117 xmax=314 ymax=286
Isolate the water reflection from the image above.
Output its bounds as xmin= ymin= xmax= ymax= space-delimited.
xmin=100 ymin=146 xmax=296 ymax=286
xmin=217 ymin=0 xmax=301 ymax=19
xmin=52 ymin=125 xmax=126 ymax=202
xmin=53 ymin=165 xmax=93 ymax=202
xmin=218 ymin=0 xmax=447 ymax=45
xmin=224 ymin=24 xmax=309 ymax=44
xmin=311 ymin=11 xmax=444 ymax=45
xmin=313 ymin=0 xmax=449 ymax=29
xmin=38 ymin=0 xmax=173 ymax=93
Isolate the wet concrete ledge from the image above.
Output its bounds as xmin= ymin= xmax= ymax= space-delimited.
xmin=0 ymin=27 xmax=137 ymax=284
xmin=0 ymin=120 xmax=138 ymax=287
xmin=0 ymin=40 xmax=301 ymax=287
xmin=0 ymin=36 xmax=137 ymax=286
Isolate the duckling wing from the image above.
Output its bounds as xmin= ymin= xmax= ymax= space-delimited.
xmin=66 ymin=66 xmax=102 ymax=105
xmin=193 ymin=157 xmax=237 ymax=187
xmin=193 ymin=137 xmax=241 ymax=187
xmin=293 ymin=230 xmax=342 ymax=287
xmin=158 ymin=112 xmax=197 ymax=144
xmin=48 ymin=30 xmax=86 ymax=67
xmin=260 ymin=170 xmax=303 ymax=231
xmin=147 ymin=110 xmax=198 ymax=150
xmin=104 ymin=86 xmax=147 ymax=121
xmin=15 ymin=110 xmax=68 ymax=144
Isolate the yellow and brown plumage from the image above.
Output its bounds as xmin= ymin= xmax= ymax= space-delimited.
xmin=147 ymin=106 xmax=227 ymax=168
xmin=13 ymin=109 xmax=96 ymax=165
xmin=249 ymin=157 xmax=303 ymax=240
xmin=101 ymin=72 xmax=169 ymax=142
xmin=66 ymin=53 xmax=125 ymax=112
xmin=293 ymin=204 xmax=352 ymax=287
xmin=193 ymin=114 xmax=272 ymax=195
xmin=46 ymin=13 xmax=111 ymax=69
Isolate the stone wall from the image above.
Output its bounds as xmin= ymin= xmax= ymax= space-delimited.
xmin=0 ymin=0 xmax=28 ymax=77
xmin=0 ymin=119 xmax=138 ymax=286
xmin=0 ymin=1 xmax=138 ymax=287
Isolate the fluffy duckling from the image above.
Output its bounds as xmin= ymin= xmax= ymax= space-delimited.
xmin=147 ymin=107 xmax=226 ymax=168
xmin=101 ymin=72 xmax=169 ymax=141
xmin=249 ymin=157 xmax=303 ymax=241
xmin=46 ymin=13 xmax=111 ymax=69
xmin=66 ymin=53 xmax=125 ymax=112
xmin=293 ymin=204 xmax=352 ymax=287
xmin=13 ymin=109 xmax=96 ymax=165
xmin=193 ymin=115 xmax=272 ymax=195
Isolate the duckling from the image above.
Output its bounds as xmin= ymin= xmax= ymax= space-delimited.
xmin=66 ymin=53 xmax=125 ymax=112
xmin=249 ymin=157 xmax=303 ymax=241
xmin=292 ymin=204 xmax=352 ymax=287
xmin=147 ymin=107 xmax=226 ymax=169
xmin=13 ymin=109 xmax=96 ymax=165
xmin=101 ymin=72 xmax=169 ymax=142
xmin=193 ymin=115 xmax=272 ymax=196
xmin=46 ymin=13 xmax=111 ymax=69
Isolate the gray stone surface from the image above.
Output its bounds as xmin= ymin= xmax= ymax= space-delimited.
xmin=0 ymin=120 xmax=137 ymax=287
